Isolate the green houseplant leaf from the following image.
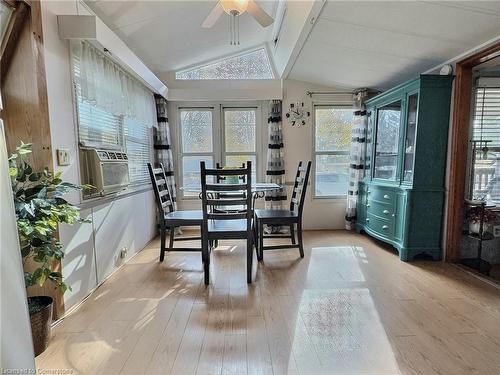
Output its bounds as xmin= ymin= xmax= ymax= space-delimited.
xmin=10 ymin=143 xmax=91 ymax=293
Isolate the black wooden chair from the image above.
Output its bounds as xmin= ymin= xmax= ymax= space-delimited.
xmin=213 ymin=162 xmax=247 ymax=213
xmin=200 ymin=161 xmax=254 ymax=285
xmin=147 ymin=163 xmax=203 ymax=263
xmin=254 ymin=160 xmax=312 ymax=261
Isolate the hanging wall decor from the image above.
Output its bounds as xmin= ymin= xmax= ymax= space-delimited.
xmin=285 ymin=101 xmax=310 ymax=127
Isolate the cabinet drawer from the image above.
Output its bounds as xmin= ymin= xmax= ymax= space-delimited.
xmin=366 ymin=186 xmax=395 ymax=204
xmin=366 ymin=199 xmax=395 ymax=218
xmin=366 ymin=213 xmax=394 ymax=238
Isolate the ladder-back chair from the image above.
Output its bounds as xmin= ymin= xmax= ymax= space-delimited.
xmin=147 ymin=163 xmax=203 ymax=262
xmin=200 ymin=161 xmax=254 ymax=285
xmin=254 ymin=161 xmax=312 ymax=261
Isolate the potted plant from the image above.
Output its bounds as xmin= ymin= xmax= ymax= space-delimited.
xmin=466 ymin=206 xmax=498 ymax=235
xmin=9 ymin=142 xmax=88 ymax=356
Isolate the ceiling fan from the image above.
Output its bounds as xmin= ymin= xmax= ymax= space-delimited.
xmin=202 ymin=0 xmax=274 ymax=45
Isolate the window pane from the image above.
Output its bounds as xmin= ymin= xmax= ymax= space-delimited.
xmin=181 ymin=110 xmax=213 ymax=153
xmin=176 ymin=48 xmax=274 ymax=80
xmin=224 ymin=109 xmax=256 ymax=153
xmin=225 ymin=155 xmax=257 ymax=181
xmin=315 ymin=155 xmax=350 ymax=197
xmin=471 ymin=86 xmax=500 ymax=204
xmin=315 ymin=107 xmax=353 ymax=152
xmin=182 ymin=156 xmax=213 ymax=196
xmin=373 ymin=101 xmax=402 ymax=180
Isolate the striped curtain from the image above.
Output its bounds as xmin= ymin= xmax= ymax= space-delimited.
xmin=345 ymin=90 xmax=369 ymax=230
xmin=266 ymin=100 xmax=287 ymax=233
xmin=154 ymin=94 xmax=177 ymax=210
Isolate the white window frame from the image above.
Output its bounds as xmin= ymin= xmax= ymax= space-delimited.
xmin=221 ymin=106 xmax=259 ymax=176
xmin=176 ymin=102 xmax=264 ymax=199
xmin=312 ymin=104 xmax=353 ymax=199
xmin=178 ymin=106 xmax=218 ymax=197
xmin=175 ymin=45 xmax=276 ymax=80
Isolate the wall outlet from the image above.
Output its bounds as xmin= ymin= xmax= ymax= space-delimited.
xmin=120 ymin=248 xmax=128 ymax=259
xmin=57 ymin=149 xmax=70 ymax=166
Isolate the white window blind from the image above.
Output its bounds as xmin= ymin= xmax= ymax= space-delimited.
xmin=471 ymin=80 xmax=500 ymax=204
xmin=125 ymin=117 xmax=152 ymax=185
xmin=71 ymin=40 xmax=154 ymax=186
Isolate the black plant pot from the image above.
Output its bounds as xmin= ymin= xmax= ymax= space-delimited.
xmin=28 ymin=296 xmax=53 ymax=356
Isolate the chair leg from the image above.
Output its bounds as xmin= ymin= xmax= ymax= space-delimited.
xmin=169 ymin=226 xmax=175 ymax=249
xmin=290 ymin=224 xmax=296 ymax=245
xmin=247 ymin=236 xmax=253 ymax=284
xmin=297 ymin=221 xmax=304 ymax=258
xmin=159 ymin=225 xmax=166 ymax=262
xmin=258 ymin=221 xmax=264 ymax=262
xmin=252 ymin=217 xmax=258 ymax=257
xmin=202 ymin=231 xmax=209 ymax=285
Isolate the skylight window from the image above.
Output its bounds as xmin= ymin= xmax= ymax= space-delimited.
xmin=176 ymin=48 xmax=274 ymax=80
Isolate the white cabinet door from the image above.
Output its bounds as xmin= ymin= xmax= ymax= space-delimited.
xmin=60 ymin=208 xmax=97 ymax=310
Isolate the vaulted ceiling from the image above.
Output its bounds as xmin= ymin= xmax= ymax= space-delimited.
xmin=289 ymin=1 xmax=500 ymax=89
xmin=86 ymin=0 xmax=277 ymax=74
xmin=86 ymin=0 xmax=500 ymax=91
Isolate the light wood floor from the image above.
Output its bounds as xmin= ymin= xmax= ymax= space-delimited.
xmin=36 ymin=230 xmax=500 ymax=375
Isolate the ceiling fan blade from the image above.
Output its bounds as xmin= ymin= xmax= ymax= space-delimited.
xmin=247 ymin=0 xmax=274 ymax=27
xmin=202 ymin=2 xmax=224 ymax=28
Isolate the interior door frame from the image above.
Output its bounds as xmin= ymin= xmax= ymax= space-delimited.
xmin=445 ymin=41 xmax=500 ymax=262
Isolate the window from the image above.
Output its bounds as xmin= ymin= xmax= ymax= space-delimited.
xmin=179 ymin=109 xmax=215 ymax=196
xmin=470 ymin=80 xmax=500 ymax=204
xmin=178 ymin=105 xmax=261 ymax=198
xmin=223 ymin=108 xmax=257 ymax=180
xmin=175 ymin=48 xmax=274 ymax=80
xmin=71 ymin=40 xmax=154 ymax=188
xmin=313 ymin=106 xmax=353 ymax=197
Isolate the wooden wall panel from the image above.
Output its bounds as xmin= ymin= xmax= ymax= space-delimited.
xmin=0 ymin=0 xmax=64 ymax=318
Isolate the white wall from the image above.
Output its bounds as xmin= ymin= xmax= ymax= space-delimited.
xmin=41 ymin=1 xmax=156 ymax=311
xmin=282 ymin=79 xmax=352 ymax=230
xmin=0 ymin=121 xmax=36 ymax=371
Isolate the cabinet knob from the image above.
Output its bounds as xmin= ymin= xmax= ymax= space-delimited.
xmin=382 ymin=225 xmax=389 ymax=230
xmin=392 ymin=214 xmax=396 ymax=217
xmin=366 ymin=203 xmax=370 ymax=207
xmin=383 ymin=209 xmax=390 ymax=215
xmin=367 ymin=190 xmax=371 ymax=194
xmin=366 ymin=218 xmax=370 ymax=223
xmin=383 ymin=194 xmax=390 ymax=199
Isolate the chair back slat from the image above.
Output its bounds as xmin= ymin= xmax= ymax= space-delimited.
xmin=290 ymin=161 xmax=312 ymax=214
xmin=205 ymin=183 xmax=248 ymax=191
xmin=201 ymin=161 xmax=252 ymax=231
xmin=206 ymin=198 xmax=247 ymax=206
xmin=148 ymin=163 xmax=175 ymax=216
xmin=216 ymin=162 xmax=246 ymax=183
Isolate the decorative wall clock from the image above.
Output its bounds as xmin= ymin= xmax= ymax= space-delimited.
xmin=285 ymin=102 xmax=310 ymax=127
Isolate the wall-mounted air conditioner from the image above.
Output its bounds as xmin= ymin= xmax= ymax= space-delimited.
xmin=80 ymin=148 xmax=129 ymax=197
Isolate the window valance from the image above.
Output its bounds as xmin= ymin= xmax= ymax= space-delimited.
xmin=72 ymin=40 xmax=156 ymax=128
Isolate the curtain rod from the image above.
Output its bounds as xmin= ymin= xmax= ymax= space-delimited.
xmin=306 ymin=91 xmax=353 ymax=97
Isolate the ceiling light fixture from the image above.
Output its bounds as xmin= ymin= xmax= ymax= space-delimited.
xmin=221 ymin=0 xmax=248 ymax=45
xmin=202 ymin=0 xmax=273 ymax=46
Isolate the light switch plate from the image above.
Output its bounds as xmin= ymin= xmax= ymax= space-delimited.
xmin=57 ymin=149 xmax=70 ymax=166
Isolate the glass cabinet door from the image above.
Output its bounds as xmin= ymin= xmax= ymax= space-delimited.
xmin=373 ymin=100 xmax=402 ymax=180
xmin=403 ymin=93 xmax=418 ymax=183
xmin=365 ymin=110 xmax=373 ymax=178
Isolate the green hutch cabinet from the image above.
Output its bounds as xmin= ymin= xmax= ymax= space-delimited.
xmin=356 ymin=75 xmax=453 ymax=261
